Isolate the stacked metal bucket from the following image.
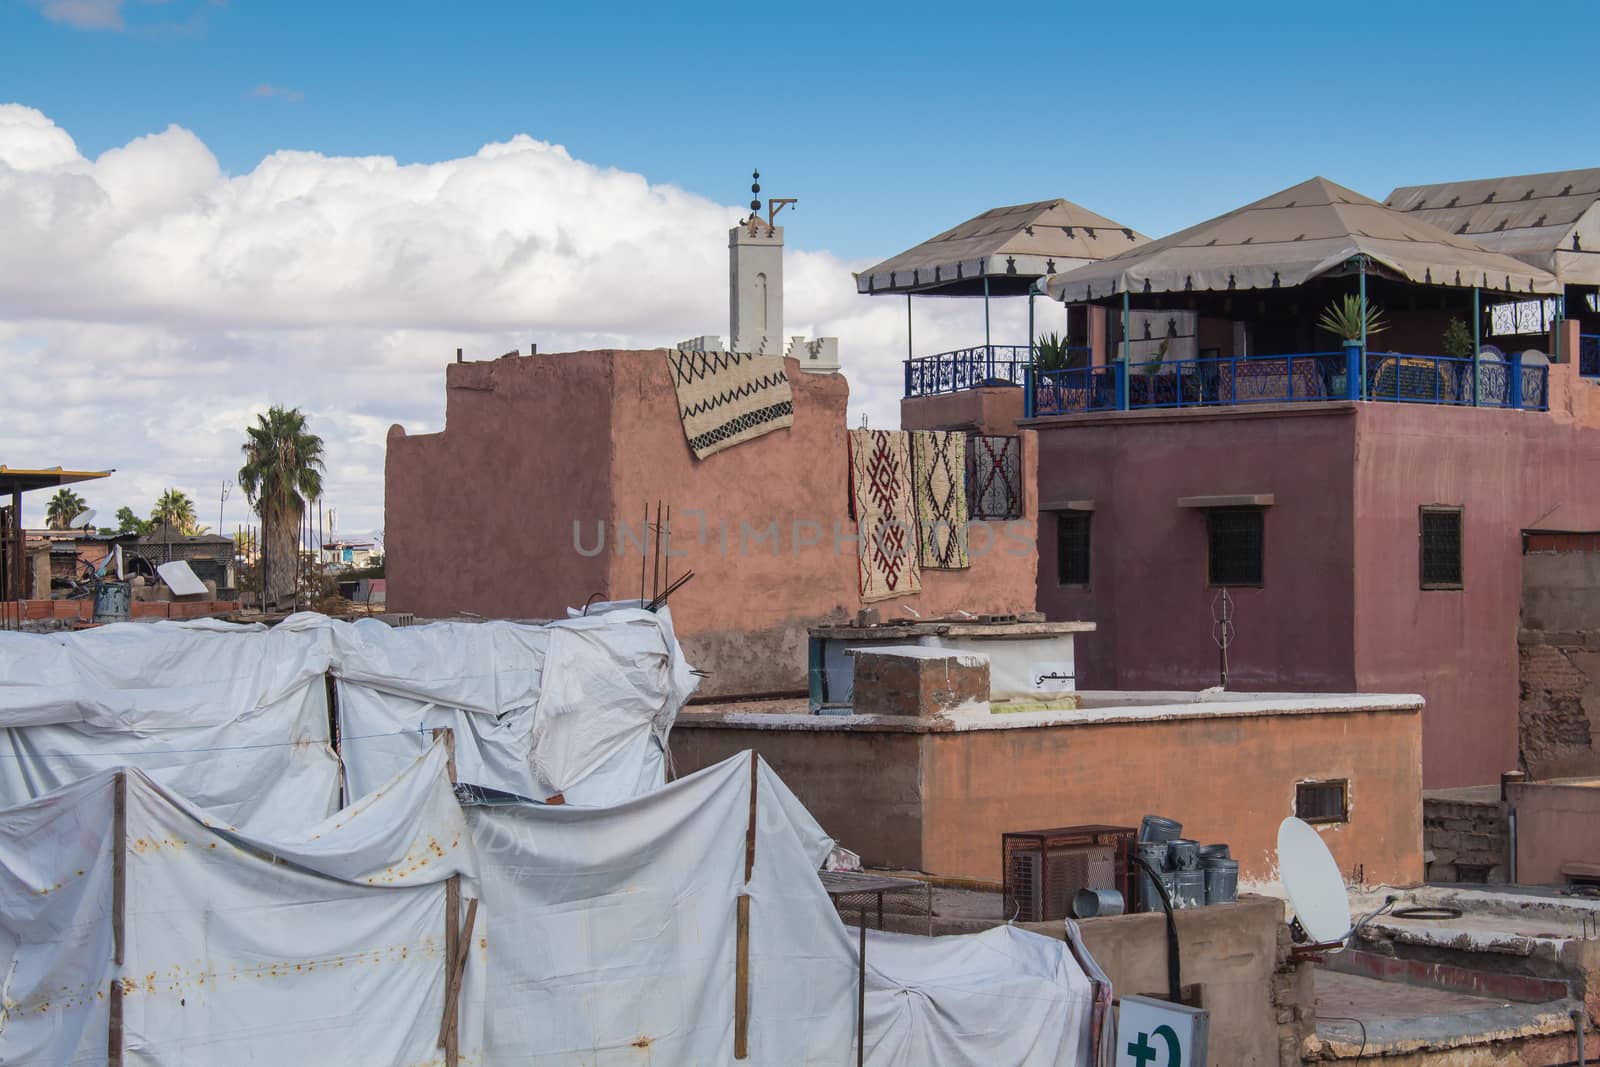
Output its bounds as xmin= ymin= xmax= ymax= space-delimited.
xmin=1135 ymin=815 xmax=1239 ymax=911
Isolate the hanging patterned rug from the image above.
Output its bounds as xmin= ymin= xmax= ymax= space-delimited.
xmin=665 ymin=348 xmax=795 ymax=460
xmin=910 ymin=430 xmax=970 ymax=569
xmin=848 ymin=429 xmax=922 ymax=602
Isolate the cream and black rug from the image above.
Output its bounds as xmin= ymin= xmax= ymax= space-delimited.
xmin=848 ymin=429 xmax=922 ymax=602
xmin=910 ymin=430 xmax=970 ymax=569
xmin=666 ymin=348 xmax=794 ymax=460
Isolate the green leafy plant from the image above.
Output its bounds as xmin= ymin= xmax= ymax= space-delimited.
xmin=1032 ymin=332 xmax=1083 ymax=372
xmin=1317 ymin=294 xmax=1387 ymax=343
xmin=45 ymin=488 xmax=87 ymax=529
xmin=1140 ymin=337 xmax=1171 ymax=377
xmin=239 ymin=406 xmax=325 ymax=608
xmin=1441 ymin=318 xmax=1474 ymax=361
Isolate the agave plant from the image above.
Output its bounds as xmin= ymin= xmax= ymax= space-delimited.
xmin=1032 ymin=332 xmax=1083 ymax=372
xmin=1317 ymin=294 xmax=1387 ymax=343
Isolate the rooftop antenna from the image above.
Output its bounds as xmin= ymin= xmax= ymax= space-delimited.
xmin=743 ymin=169 xmax=797 ymax=236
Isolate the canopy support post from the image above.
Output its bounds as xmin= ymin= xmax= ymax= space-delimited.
xmin=1358 ymin=258 xmax=1369 ymax=401
xmin=906 ymin=293 xmax=912 ymax=362
xmin=983 ymin=274 xmax=992 ymax=379
xmin=1472 ymin=286 xmax=1481 ymax=407
xmin=1120 ymin=290 xmax=1131 ymax=411
xmin=1027 ymin=287 xmax=1036 ymax=360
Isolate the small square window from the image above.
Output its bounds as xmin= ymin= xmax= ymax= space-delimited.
xmin=1057 ymin=512 xmax=1091 ymax=586
xmin=1420 ymin=507 xmax=1463 ymax=589
xmin=1296 ymin=780 xmax=1349 ymax=824
xmin=1207 ymin=508 xmax=1264 ymax=586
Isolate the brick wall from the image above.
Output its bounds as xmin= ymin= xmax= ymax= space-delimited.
xmin=1518 ymin=628 xmax=1600 ymax=778
xmin=1423 ymin=795 xmax=1509 ymax=883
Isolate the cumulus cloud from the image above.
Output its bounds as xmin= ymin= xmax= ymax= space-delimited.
xmin=249 ymin=84 xmax=304 ymax=103
xmin=0 ymin=104 xmax=1063 ymax=534
xmin=36 ymin=0 xmax=125 ymax=30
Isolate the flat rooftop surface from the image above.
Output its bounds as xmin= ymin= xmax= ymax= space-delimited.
xmin=1316 ymin=969 xmax=1507 ymax=1021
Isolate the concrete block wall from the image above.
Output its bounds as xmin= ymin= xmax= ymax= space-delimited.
xmin=1423 ymin=794 xmax=1509 ymax=883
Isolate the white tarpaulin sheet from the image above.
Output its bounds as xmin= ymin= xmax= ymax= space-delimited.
xmin=0 ymin=740 xmax=479 ymax=1065
xmin=334 ymin=605 xmax=696 ymax=806
xmin=468 ymin=751 xmax=1092 ymax=1066
xmin=0 ymin=746 xmax=1091 ymax=1066
xmin=864 ymin=925 xmax=1094 ymax=1066
xmin=0 ymin=616 xmax=341 ymax=833
xmin=0 ymin=606 xmax=697 ymax=827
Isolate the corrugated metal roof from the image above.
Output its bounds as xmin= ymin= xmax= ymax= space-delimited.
xmin=1385 ymin=168 xmax=1600 ymax=283
xmin=856 ymin=199 xmax=1149 ymax=296
xmin=1045 ymin=177 xmax=1560 ymax=303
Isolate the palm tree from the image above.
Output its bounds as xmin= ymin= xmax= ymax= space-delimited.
xmin=45 ymin=488 xmax=87 ymax=530
xmin=238 ymin=406 xmax=324 ymax=608
xmin=151 ymin=489 xmax=200 ymax=535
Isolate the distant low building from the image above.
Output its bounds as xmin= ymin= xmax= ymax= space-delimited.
xmin=321 ymin=539 xmax=378 ymax=569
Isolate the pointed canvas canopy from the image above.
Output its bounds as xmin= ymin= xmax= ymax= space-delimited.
xmin=856 ymin=198 xmax=1149 ymax=297
xmin=1386 ymin=168 xmax=1600 ymax=285
xmin=1045 ymin=177 xmax=1560 ymax=303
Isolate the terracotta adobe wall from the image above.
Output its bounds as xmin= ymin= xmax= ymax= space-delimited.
xmin=671 ymin=701 xmax=1424 ymax=887
xmin=387 ymin=350 xmax=1040 ymax=697
xmin=899 ymin=386 xmax=1025 ymax=437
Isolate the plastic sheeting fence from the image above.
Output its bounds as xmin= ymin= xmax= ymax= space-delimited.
xmin=0 ymin=745 xmax=1095 ymax=1066
xmin=0 ymin=605 xmax=697 ymax=824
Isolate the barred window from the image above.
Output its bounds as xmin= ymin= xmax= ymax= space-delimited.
xmin=1296 ymin=780 xmax=1349 ymax=824
xmin=1420 ymin=507 xmax=1463 ymax=589
xmin=1057 ymin=512 xmax=1091 ymax=586
xmin=1207 ymin=508 xmax=1264 ymax=586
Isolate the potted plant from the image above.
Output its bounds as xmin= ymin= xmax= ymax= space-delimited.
xmin=1317 ymin=294 xmax=1387 ymax=398
xmin=1441 ymin=318 xmax=1473 ymax=361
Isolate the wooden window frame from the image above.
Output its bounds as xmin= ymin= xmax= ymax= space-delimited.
xmin=1295 ymin=779 xmax=1349 ymax=825
xmin=1419 ymin=505 xmax=1464 ymax=591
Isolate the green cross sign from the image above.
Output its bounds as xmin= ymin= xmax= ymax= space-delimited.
xmin=1125 ymin=1023 xmax=1182 ymax=1066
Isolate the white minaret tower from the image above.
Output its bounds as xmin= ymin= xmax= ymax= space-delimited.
xmin=729 ymin=170 xmax=787 ymax=356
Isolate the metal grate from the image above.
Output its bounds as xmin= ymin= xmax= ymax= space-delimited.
xmin=968 ymin=435 xmax=1023 ymax=520
xmin=1295 ymin=779 xmax=1349 ymax=824
xmin=1002 ymin=826 xmax=1135 ymax=923
xmin=1057 ymin=512 xmax=1091 ymax=586
xmin=1207 ymin=508 xmax=1264 ymax=586
xmin=1420 ymin=507 xmax=1463 ymax=589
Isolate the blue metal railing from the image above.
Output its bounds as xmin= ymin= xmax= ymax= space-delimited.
xmin=1581 ymin=334 xmax=1600 ymax=379
xmin=1026 ymin=349 xmax=1550 ymax=417
xmin=903 ymin=344 xmax=1091 ymax=398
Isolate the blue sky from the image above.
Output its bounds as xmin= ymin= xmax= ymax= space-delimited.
xmin=7 ymin=0 xmax=1597 ymax=261
xmin=1 ymin=0 xmax=1597 ymax=533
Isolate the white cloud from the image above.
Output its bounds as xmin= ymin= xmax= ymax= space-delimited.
xmin=37 ymin=0 xmax=124 ymax=30
xmin=0 ymin=104 xmax=1063 ymax=533
xmin=249 ymin=84 xmax=305 ymax=103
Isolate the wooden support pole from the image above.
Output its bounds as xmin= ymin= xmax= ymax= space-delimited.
xmin=735 ymin=751 xmax=758 ymax=1059
xmin=431 ymin=727 xmax=457 ymax=786
xmin=437 ymin=885 xmax=477 ymax=1062
xmin=857 ymin=914 xmax=867 ymax=1067
xmin=108 ymin=979 xmax=123 ymax=1066
xmin=744 ymin=751 xmax=758 ymax=883
xmin=734 ymin=894 xmax=751 ymax=1059
xmin=110 ymin=769 xmax=127 ymax=1065
xmin=112 ymin=771 xmax=126 ymax=964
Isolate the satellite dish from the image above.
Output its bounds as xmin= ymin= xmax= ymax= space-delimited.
xmin=71 ymin=508 xmax=97 ymax=528
xmin=1277 ymin=816 xmax=1350 ymax=944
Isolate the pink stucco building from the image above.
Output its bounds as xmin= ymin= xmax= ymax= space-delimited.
xmin=385 ymin=348 xmax=1039 ymax=699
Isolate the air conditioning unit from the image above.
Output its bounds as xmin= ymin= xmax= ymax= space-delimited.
xmin=1003 ymin=826 xmax=1136 ymax=923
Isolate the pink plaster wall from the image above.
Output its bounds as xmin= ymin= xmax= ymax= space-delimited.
xmin=1033 ymin=405 xmax=1359 ymax=694
xmin=385 ymin=352 xmax=615 ymax=619
xmin=1505 ymin=779 xmax=1600 ymax=886
xmin=1352 ymin=397 xmax=1600 ymax=788
xmin=1028 ymin=374 xmax=1600 ymax=789
xmin=388 ymin=349 xmax=1039 ymax=697
xmin=900 ymin=386 xmax=1025 ymax=436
